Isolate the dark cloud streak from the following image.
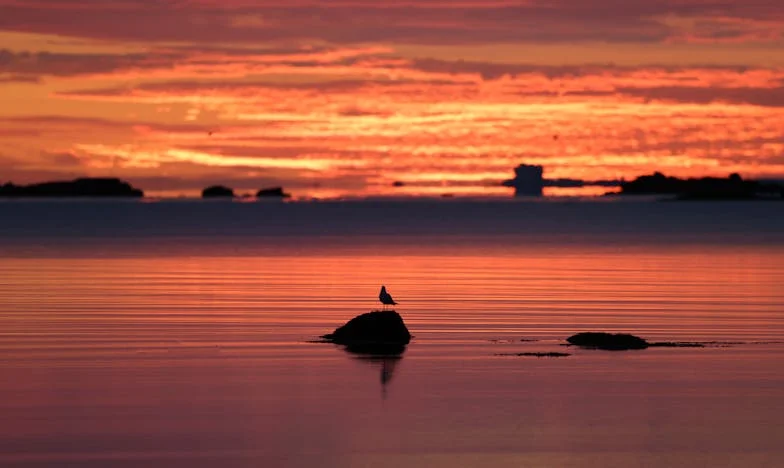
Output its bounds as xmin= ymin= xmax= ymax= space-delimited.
xmin=0 ymin=1 xmax=781 ymax=45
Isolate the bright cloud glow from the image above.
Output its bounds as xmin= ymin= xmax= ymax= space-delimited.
xmin=1 ymin=0 xmax=783 ymax=197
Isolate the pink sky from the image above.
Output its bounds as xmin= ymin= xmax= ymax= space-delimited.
xmin=1 ymin=0 xmax=782 ymax=197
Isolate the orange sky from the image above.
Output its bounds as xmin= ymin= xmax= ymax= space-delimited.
xmin=1 ymin=1 xmax=783 ymax=198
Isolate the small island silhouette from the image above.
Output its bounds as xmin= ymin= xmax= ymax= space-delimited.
xmin=256 ymin=187 xmax=291 ymax=199
xmin=0 ymin=178 xmax=298 ymax=200
xmin=200 ymin=185 xmax=291 ymax=199
xmin=0 ymin=178 xmax=143 ymax=197
xmin=615 ymin=172 xmax=784 ymax=200
xmin=201 ymin=185 xmax=235 ymax=198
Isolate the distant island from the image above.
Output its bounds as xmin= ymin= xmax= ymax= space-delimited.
xmin=202 ymin=185 xmax=235 ymax=198
xmin=501 ymin=163 xmax=784 ymax=200
xmin=616 ymin=172 xmax=784 ymax=200
xmin=0 ymin=179 xmax=296 ymax=200
xmin=0 ymin=178 xmax=144 ymax=198
xmin=5 ymin=171 xmax=780 ymax=201
xmin=257 ymin=187 xmax=291 ymax=198
xmin=200 ymin=185 xmax=291 ymax=199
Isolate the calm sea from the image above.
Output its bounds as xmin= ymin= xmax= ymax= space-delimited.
xmin=0 ymin=199 xmax=783 ymax=467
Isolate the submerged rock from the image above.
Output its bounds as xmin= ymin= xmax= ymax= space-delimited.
xmin=566 ymin=332 xmax=649 ymax=350
xmin=322 ymin=310 xmax=411 ymax=355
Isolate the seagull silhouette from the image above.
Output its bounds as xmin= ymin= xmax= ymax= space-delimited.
xmin=379 ymin=285 xmax=398 ymax=311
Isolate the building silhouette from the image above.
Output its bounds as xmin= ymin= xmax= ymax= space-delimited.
xmin=502 ymin=164 xmax=544 ymax=196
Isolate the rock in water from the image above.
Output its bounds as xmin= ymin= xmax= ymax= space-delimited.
xmin=566 ymin=332 xmax=649 ymax=350
xmin=322 ymin=311 xmax=411 ymax=354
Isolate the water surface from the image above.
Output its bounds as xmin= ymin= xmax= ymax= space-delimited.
xmin=1 ymin=200 xmax=783 ymax=467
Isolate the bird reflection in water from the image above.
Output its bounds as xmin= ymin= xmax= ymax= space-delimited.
xmin=343 ymin=343 xmax=405 ymax=400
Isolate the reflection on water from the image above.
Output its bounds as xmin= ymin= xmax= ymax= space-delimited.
xmin=349 ymin=354 xmax=403 ymax=400
xmin=0 ymin=201 xmax=783 ymax=467
xmin=348 ymin=344 xmax=406 ymax=400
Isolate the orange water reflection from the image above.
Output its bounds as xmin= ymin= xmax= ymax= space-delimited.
xmin=1 ymin=240 xmax=783 ymax=467
xmin=1 ymin=245 xmax=782 ymax=348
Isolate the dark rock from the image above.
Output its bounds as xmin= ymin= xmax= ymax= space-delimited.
xmin=202 ymin=185 xmax=235 ymax=198
xmin=566 ymin=332 xmax=649 ymax=350
xmin=617 ymin=172 xmax=783 ymax=200
xmin=0 ymin=178 xmax=143 ymax=197
xmin=256 ymin=186 xmax=291 ymax=198
xmin=322 ymin=311 xmax=411 ymax=355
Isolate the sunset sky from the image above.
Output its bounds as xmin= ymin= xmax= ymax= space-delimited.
xmin=1 ymin=0 xmax=782 ymax=198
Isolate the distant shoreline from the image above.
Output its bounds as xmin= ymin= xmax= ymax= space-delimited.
xmin=2 ymin=195 xmax=779 ymax=204
xmin=609 ymin=172 xmax=784 ymax=201
xmin=3 ymin=173 xmax=782 ymax=201
xmin=0 ymin=178 xmax=143 ymax=198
